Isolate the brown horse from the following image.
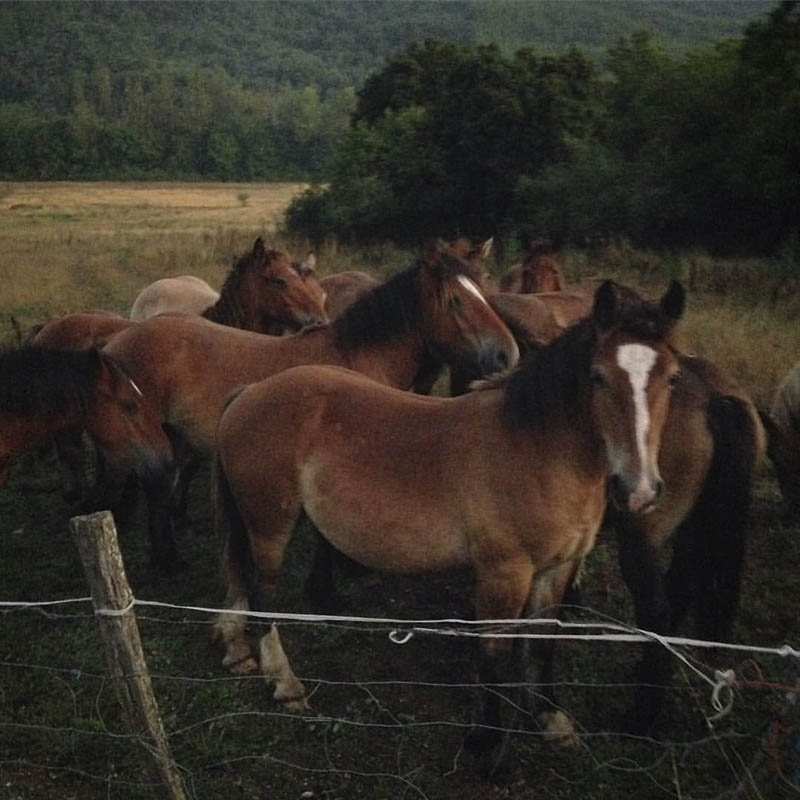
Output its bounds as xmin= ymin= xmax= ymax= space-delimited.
xmin=762 ymin=361 xmax=800 ymax=516
xmin=32 ymin=312 xmax=135 ymax=350
xmin=607 ymin=353 xmax=765 ymax=732
xmin=129 ymin=237 xmax=327 ymax=333
xmin=104 ymin=240 xmax=520 ymax=570
xmin=0 ymin=346 xmax=172 ymax=494
xmin=320 ymin=270 xmax=381 ymax=319
xmin=212 ymin=279 xmax=685 ymax=776
xmin=499 ymin=239 xmax=565 ymax=293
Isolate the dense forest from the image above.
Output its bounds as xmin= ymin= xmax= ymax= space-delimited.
xmin=0 ymin=0 xmax=771 ymax=181
xmin=1 ymin=0 xmax=796 ymax=254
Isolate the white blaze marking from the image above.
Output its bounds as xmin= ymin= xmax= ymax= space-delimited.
xmin=456 ymin=275 xmax=488 ymax=305
xmin=616 ymin=343 xmax=657 ymax=474
xmin=128 ymin=378 xmax=143 ymax=398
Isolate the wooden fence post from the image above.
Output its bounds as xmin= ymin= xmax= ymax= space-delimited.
xmin=70 ymin=510 xmax=187 ymax=800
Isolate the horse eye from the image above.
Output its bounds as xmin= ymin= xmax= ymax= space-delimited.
xmin=267 ymin=276 xmax=287 ymax=288
xmin=590 ymin=368 xmax=605 ymax=386
xmin=449 ymin=295 xmax=463 ymax=311
xmin=668 ymin=371 xmax=681 ymax=388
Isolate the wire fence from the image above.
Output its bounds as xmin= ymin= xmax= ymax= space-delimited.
xmin=2 ymin=589 xmax=799 ymax=800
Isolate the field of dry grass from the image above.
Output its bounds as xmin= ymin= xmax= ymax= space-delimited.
xmin=0 ymin=181 xmax=308 ymax=326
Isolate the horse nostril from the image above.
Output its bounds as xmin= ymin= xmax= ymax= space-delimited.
xmin=654 ymin=478 xmax=665 ymax=502
xmin=496 ymin=350 xmax=509 ymax=370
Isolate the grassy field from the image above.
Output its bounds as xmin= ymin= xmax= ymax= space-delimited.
xmin=1 ymin=183 xmax=799 ymax=799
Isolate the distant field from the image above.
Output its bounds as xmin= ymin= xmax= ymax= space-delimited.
xmin=0 ymin=181 xmax=308 ymax=326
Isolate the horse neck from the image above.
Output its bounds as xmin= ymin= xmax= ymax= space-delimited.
xmin=338 ymin=328 xmax=427 ymax=389
xmin=202 ymin=282 xmax=247 ymax=329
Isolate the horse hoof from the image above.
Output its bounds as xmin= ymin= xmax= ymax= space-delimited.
xmin=224 ymin=656 xmax=258 ymax=675
xmin=538 ymin=710 xmax=578 ymax=749
xmin=282 ymin=696 xmax=311 ymax=713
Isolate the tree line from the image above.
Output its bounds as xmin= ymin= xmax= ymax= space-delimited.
xmin=287 ymin=1 xmax=799 ymax=255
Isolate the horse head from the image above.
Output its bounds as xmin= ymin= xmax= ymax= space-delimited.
xmin=590 ymin=279 xmax=685 ymax=514
xmin=418 ymin=240 xmax=519 ymax=377
xmin=240 ymin=237 xmax=328 ymax=333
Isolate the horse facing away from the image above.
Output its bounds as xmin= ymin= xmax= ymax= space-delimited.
xmin=0 ymin=346 xmax=172 ymax=496
xmin=212 ymin=279 xmax=685 ymax=777
xmin=129 ymin=237 xmax=328 ymax=333
xmin=104 ymin=240 xmax=520 ymax=571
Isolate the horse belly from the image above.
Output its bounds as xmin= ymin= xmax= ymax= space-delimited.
xmin=299 ymin=461 xmax=469 ymax=573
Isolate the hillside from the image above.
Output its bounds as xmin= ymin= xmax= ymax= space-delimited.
xmin=0 ymin=0 xmax=774 ymax=110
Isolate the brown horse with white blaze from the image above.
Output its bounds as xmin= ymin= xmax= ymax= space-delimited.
xmin=212 ymin=279 xmax=685 ymax=777
xmin=104 ymin=240 xmax=519 ymax=571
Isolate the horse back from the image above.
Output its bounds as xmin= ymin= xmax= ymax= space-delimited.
xmin=129 ymin=275 xmax=219 ymax=321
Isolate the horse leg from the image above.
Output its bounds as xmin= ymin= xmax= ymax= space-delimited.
xmin=466 ymin=560 xmax=534 ymax=781
xmin=519 ymin=561 xmax=579 ymax=748
xmin=142 ymin=468 xmax=183 ymax=573
xmin=213 ymin=458 xmax=307 ymax=708
xmin=53 ymin=429 xmax=91 ymax=505
xmin=614 ymin=517 xmax=673 ymax=733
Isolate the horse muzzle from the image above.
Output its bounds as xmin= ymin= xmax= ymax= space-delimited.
xmin=607 ymin=473 xmax=664 ymax=515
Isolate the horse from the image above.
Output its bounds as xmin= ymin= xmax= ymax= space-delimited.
xmin=103 ymin=240 xmax=520 ymax=571
xmin=761 ymin=361 xmax=800 ymax=517
xmin=211 ymin=279 xmax=685 ymax=777
xmin=607 ymin=353 xmax=765 ymax=732
xmin=0 ymin=346 xmax=172 ymax=502
xmin=128 ymin=237 xmax=328 ymax=333
xmin=31 ymin=312 xmax=135 ymax=350
xmin=320 ymin=270 xmax=381 ymax=319
xmin=498 ymin=238 xmax=565 ymax=294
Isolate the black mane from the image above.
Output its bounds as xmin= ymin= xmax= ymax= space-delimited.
xmin=503 ymin=289 xmax=677 ymax=429
xmin=333 ymin=262 xmax=426 ymax=352
xmin=0 ymin=346 xmax=100 ymax=416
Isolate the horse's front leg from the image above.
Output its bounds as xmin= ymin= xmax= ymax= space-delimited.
xmin=614 ymin=516 xmax=672 ymax=733
xmin=520 ymin=561 xmax=579 ymax=748
xmin=142 ymin=467 xmax=183 ymax=573
xmin=466 ymin=560 xmax=534 ymax=781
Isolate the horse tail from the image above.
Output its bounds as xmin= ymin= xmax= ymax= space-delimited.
xmin=677 ymin=392 xmax=761 ymax=641
xmin=213 ymin=386 xmax=256 ymax=604
xmin=213 ymin=450 xmax=257 ymax=610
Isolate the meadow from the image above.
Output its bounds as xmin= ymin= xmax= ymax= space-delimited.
xmin=0 ymin=182 xmax=798 ymax=799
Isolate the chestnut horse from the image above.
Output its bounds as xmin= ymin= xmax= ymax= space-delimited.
xmin=0 ymin=346 xmax=172 ymax=495
xmin=129 ymin=237 xmax=327 ymax=333
xmin=104 ymin=241 xmax=519 ymax=571
xmin=320 ymin=270 xmax=381 ymax=319
xmin=212 ymin=279 xmax=685 ymax=776
xmin=498 ymin=238 xmax=565 ymax=294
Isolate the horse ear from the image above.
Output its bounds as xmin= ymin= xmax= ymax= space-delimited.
xmin=421 ymin=240 xmax=444 ymax=268
xmin=479 ymin=236 xmax=494 ymax=260
xmin=253 ymin=237 xmax=265 ymax=259
xmin=303 ymin=251 xmax=317 ymax=271
xmin=660 ymin=279 xmax=686 ymax=322
xmin=593 ymin=280 xmax=619 ymax=331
